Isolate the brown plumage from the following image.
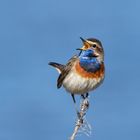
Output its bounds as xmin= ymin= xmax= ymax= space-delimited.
xmin=49 ymin=55 xmax=78 ymax=88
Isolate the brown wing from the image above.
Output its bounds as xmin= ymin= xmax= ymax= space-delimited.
xmin=57 ymin=55 xmax=78 ymax=88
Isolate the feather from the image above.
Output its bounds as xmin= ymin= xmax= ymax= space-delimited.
xmin=48 ymin=62 xmax=65 ymax=74
xmin=57 ymin=55 xmax=78 ymax=88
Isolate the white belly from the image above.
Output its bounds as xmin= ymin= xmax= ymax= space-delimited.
xmin=63 ymin=71 xmax=104 ymax=95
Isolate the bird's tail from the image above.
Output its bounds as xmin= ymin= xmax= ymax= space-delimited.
xmin=48 ymin=62 xmax=65 ymax=74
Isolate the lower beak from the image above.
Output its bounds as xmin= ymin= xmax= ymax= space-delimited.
xmin=76 ymin=48 xmax=83 ymax=51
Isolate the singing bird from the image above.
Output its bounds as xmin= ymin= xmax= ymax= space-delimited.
xmin=49 ymin=37 xmax=105 ymax=103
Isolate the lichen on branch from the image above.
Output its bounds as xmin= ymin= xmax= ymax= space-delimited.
xmin=70 ymin=98 xmax=91 ymax=140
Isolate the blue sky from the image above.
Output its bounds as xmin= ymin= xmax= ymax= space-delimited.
xmin=0 ymin=0 xmax=140 ymax=140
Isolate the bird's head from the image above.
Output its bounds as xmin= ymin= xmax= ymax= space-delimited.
xmin=77 ymin=37 xmax=104 ymax=62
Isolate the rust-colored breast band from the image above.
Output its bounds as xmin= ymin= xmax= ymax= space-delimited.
xmin=75 ymin=61 xmax=104 ymax=78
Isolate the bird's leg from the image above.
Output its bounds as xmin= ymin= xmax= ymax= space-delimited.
xmin=71 ymin=94 xmax=80 ymax=118
xmin=81 ymin=94 xmax=86 ymax=99
xmin=81 ymin=93 xmax=89 ymax=100
xmin=81 ymin=92 xmax=89 ymax=103
xmin=71 ymin=94 xmax=76 ymax=103
xmin=86 ymin=93 xmax=89 ymax=98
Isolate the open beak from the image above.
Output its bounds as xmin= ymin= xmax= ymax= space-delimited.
xmin=76 ymin=37 xmax=90 ymax=50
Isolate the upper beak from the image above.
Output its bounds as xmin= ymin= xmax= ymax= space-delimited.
xmin=80 ymin=37 xmax=86 ymax=43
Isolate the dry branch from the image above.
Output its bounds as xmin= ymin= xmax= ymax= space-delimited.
xmin=70 ymin=98 xmax=90 ymax=140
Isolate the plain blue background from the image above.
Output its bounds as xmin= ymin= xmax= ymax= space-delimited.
xmin=0 ymin=0 xmax=140 ymax=140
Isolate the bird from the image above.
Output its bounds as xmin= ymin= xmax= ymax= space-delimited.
xmin=49 ymin=37 xmax=105 ymax=104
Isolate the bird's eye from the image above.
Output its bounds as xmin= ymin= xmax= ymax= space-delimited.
xmin=92 ymin=44 xmax=96 ymax=48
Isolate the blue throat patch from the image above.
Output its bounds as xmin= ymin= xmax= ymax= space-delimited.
xmin=79 ymin=50 xmax=101 ymax=72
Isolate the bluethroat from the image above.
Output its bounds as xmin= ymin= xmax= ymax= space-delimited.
xmin=49 ymin=37 xmax=105 ymax=103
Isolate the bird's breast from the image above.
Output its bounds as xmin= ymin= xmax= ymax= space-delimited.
xmin=62 ymin=61 xmax=105 ymax=94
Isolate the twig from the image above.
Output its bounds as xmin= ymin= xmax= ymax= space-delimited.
xmin=70 ymin=98 xmax=89 ymax=140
